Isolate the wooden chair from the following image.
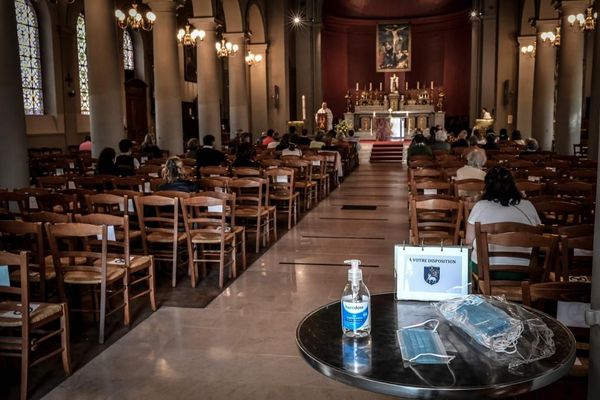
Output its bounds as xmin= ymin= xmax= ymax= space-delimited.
xmin=304 ymin=155 xmax=329 ymax=199
xmin=36 ymin=176 xmax=68 ymax=191
xmin=0 ymin=191 xmax=29 ymax=219
xmin=233 ymin=167 xmax=262 ymax=178
xmin=318 ymin=150 xmax=341 ymax=188
xmin=515 ymin=180 xmax=546 ymax=197
xmin=36 ymin=192 xmax=79 ymax=214
xmin=474 ymin=222 xmax=558 ymax=301
xmin=181 ymin=195 xmax=236 ymax=288
xmin=410 ymin=198 xmax=463 ymax=246
xmin=73 ymin=176 xmax=112 ymax=191
xmin=411 ymin=180 xmax=452 ymax=198
xmin=46 ymin=222 xmax=127 ymax=344
xmin=229 ymin=178 xmax=270 ymax=253
xmin=0 ymin=251 xmax=71 ymax=400
xmin=61 ymin=188 xmax=96 ymax=214
xmin=521 ymin=281 xmax=591 ymax=377
xmin=265 ymin=168 xmax=299 ymax=230
xmin=112 ymin=176 xmax=148 ymax=193
xmin=200 ymin=165 xmax=230 ymax=178
xmin=74 ymin=214 xmax=157 ymax=325
xmin=283 ymin=159 xmax=317 ymax=211
xmin=558 ymin=234 xmax=593 ymax=282
xmin=530 ymin=199 xmax=583 ymax=227
xmin=198 ymin=177 xmax=231 ymax=192
xmin=134 ymin=195 xmax=187 ymax=288
xmin=453 ymin=179 xmax=485 ymax=199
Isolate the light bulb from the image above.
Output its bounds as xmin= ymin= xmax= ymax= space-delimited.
xmin=198 ymin=30 xmax=206 ymax=40
xmin=521 ymin=46 xmax=527 ymax=53
xmin=540 ymin=32 xmax=548 ymax=40
xmin=191 ymin=29 xmax=200 ymax=39
xmin=115 ymin=10 xmax=126 ymax=20
xmin=255 ymin=54 xmax=262 ymax=62
xmin=146 ymin=12 xmax=156 ymax=22
xmin=293 ymin=17 xmax=301 ymax=24
xmin=225 ymin=42 xmax=232 ymax=51
xmin=177 ymin=29 xmax=185 ymax=41
xmin=134 ymin=13 xmax=142 ymax=22
xmin=568 ymin=14 xmax=576 ymax=24
xmin=232 ymin=44 xmax=239 ymax=52
xmin=216 ymin=42 xmax=221 ymax=51
xmin=577 ymin=13 xmax=585 ymax=22
xmin=128 ymin=8 xmax=137 ymax=17
xmin=527 ymin=45 xmax=534 ymax=52
xmin=548 ymin=32 xmax=555 ymax=41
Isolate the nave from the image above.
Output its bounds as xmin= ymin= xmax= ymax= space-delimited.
xmin=42 ymin=145 xmax=404 ymax=399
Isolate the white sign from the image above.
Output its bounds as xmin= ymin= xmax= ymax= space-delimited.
xmin=394 ymin=245 xmax=470 ymax=301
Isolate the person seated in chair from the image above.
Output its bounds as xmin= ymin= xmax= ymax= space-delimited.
xmin=196 ymin=134 xmax=227 ymax=168
xmin=406 ymin=133 xmax=432 ymax=162
xmin=157 ymin=157 xmax=197 ymax=193
xmin=115 ymin=139 xmax=139 ymax=176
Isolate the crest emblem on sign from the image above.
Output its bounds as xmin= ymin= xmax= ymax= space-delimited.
xmin=424 ymin=266 xmax=440 ymax=285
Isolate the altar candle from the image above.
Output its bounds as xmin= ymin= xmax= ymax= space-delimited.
xmin=405 ymin=81 xmax=408 ymax=91
xmin=379 ymin=82 xmax=383 ymax=91
xmin=430 ymin=81 xmax=434 ymax=89
xmin=369 ymin=82 xmax=372 ymax=91
xmin=356 ymin=82 xmax=359 ymax=91
xmin=372 ymin=111 xmax=376 ymax=118
xmin=417 ymin=81 xmax=420 ymax=90
xmin=301 ymin=95 xmax=306 ymax=120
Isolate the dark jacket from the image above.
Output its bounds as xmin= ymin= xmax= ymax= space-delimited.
xmin=196 ymin=147 xmax=227 ymax=168
xmin=115 ymin=154 xmax=136 ymax=176
xmin=157 ymin=180 xmax=198 ymax=193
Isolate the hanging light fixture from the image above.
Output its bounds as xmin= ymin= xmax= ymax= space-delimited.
xmin=177 ymin=24 xmax=205 ymax=46
xmin=216 ymin=39 xmax=239 ymax=58
xmin=245 ymin=51 xmax=263 ymax=66
xmin=540 ymin=26 xmax=560 ymax=47
xmin=567 ymin=2 xmax=597 ymax=31
xmin=115 ymin=2 xmax=156 ymax=31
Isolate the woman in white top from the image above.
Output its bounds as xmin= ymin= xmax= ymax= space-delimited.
xmin=465 ymin=166 xmax=541 ymax=272
xmin=281 ymin=142 xmax=302 ymax=157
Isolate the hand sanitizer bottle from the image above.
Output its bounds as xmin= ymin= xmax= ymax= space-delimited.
xmin=341 ymin=259 xmax=371 ymax=338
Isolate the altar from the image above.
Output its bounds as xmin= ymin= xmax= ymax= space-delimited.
xmin=344 ymin=106 xmax=445 ymax=141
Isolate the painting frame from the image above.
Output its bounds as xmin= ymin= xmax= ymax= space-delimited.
xmin=183 ymin=45 xmax=197 ymax=83
xmin=376 ymin=21 xmax=411 ymax=73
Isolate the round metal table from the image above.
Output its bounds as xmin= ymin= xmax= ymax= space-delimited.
xmin=296 ymin=293 xmax=576 ymax=399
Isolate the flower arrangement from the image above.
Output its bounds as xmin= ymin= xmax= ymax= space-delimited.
xmin=334 ymin=119 xmax=353 ymax=137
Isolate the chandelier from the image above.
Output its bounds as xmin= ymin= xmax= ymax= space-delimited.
xmin=540 ymin=26 xmax=561 ymax=47
xmin=115 ymin=2 xmax=156 ymax=31
xmin=216 ymin=39 xmax=239 ymax=58
xmin=567 ymin=5 xmax=597 ymax=31
xmin=177 ymin=25 xmax=205 ymax=47
xmin=245 ymin=51 xmax=263 ymax=66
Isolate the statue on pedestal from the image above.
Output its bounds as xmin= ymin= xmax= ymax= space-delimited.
xmin=390 ymin=74 xmax=399 ymax=93
xmin=345 ymin=91 xmax=353 ymax=113
xmin=436 ymin=89 xmax=445 ymax=112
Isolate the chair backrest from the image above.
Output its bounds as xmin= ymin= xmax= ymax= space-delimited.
xmin=75 ymin=213 xmax=130 ymax=263
xmin=181 ymin=195 xmax=227 ymax=235
xmin=0 ymin=221 xmax=45 ymax=289
xmin=233 ymin=167 xmax=261 ymax=178
xmin=410 ymin=198 xmax=463 ymax=246
xmin=303 ymin=155 xmax=327 ymax=177
xmin=530 ymin=199 xmax=582 ymax=227
xmin=515 ymin=180 xmax=546 ymax=197
xmin=22 ymin=211 xmax=71 ymax=224
xmin=37 ymin=176 xmax=68 ymax=190
xmin=0 ymin=251 xmax=30 ymax=325
xmin=453 ymin=179 xmax=485 ymax=199
xmin=228 ymin=178 xmax=263 ymax=210
xmin=282 ymin=159 xmax=312 ymax=184
xmin=73 ymin=176 xmax=111 ymax=191
xmin=475 ymin=222 xmax=557 ymax=295
xmin=0 ymin=191 xmax=29 ymax=216
xmin=134 ymin=195 xmax=180 ymax=241
xmin=560 ymin=235 xmax=593 ymax=281
xmin=36 ymin=192 xmax=79 ymax=214
xmin=265 ymin=168 xmax=295 ymax=203
xmin=200 ymin=165 xmax=230 ymax=177
xmin=411 ymin=179 xmax=452 ymax=197
xmin=86 ymin=193 xmax=128 ymax=216
xmin=112 ymin=176 xmax=147 ymax=192
xmin=198 ymin=177 xmax=230 ymax=192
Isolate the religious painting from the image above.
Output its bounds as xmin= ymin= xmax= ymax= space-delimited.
xmin=183 ymin=45 xmax=197 ymax=82
xmin=376 ymin=22 xmax=411 ymax=72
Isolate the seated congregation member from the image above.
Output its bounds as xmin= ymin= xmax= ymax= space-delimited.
xmin=79 ymin=135 xmax=92 ymax=152
xmin=232 ymin=142 xmax=259 ymax=168
xmin=310 ymin=132 xmax=326 ymax=149
xmin=196 ymin=134 xmax=226 ymax=168
xmin=498 ymin=128 xmax=509 ymax=144
xmin=431 ymin=129 xmax=451 ymax=152
xmin=511 ymin=130 xmax=525 ymax=146
xmin=522 ymin=138 xmax=540 ymax=154
xmin=298 ymin=128 xmax=312 ymax=146
xmin=185 ymin=138 xmax=200 ymax=159
xmin=267 ymin=132 xmax=281 ymax=149
xmin=275 ymin=134 xmax=291 ymax=152
xmin=140 ymin=134 xmax=162 ymax=159
xmin=406 ymin=133 xmax=432 ymax=162
xmin=157 ymin=157 xmax=197 ymax=193
xmin=322 ymin=136 xmax=339 ymax=152
xmin=483 ymin=133 xmax=499 ymax=151
xmin=465 ymin=166 xmax=541 ymax=277
xmin=262 ymin=129 xmax=275 ymax=146
xmin=456 ymin=148 xmax=487 ymax=181
xmin=451 ymin=130 xmax=469 ymax=148
xmin=115 ymin=139 xmax=140 ymax=176
xmin=347 ymin=129 xmax=361 ymax=151
xmin=281 ymin=142 xmax=302 ymax=157
xmin=96 ymin=147 xmax=118 ymax=176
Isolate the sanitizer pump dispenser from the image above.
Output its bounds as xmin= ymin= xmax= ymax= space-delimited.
xmin=341 ymin=259 xmax=371 ymax=338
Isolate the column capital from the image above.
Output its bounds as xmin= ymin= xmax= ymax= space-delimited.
xmin=518 ymin=35 xmax=536 ymax=45
xmin=188 ymin=17 xmax=219 ymax=32
xmin=146 ymin=0 xmax=178 ymax=13
xmin=223 ymin=32 xmax=247 ymax=44
xmin=535 ymin=19 xmax=559 ymax=32
xmin=560 ymin=0 xmax=589 ymax=14
xmin=247 ymin=43 xmax=268 ymax=54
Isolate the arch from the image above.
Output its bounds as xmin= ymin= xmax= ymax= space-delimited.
xmin=190 ymin=0 xmax=216 ymax=16
xmin=14 ymin=0 xmax=44 ymax=115
xmin=222 ymin=0 xmax=243 ymax=32
xmin=247 ymin=2 xmax=265 ymax=43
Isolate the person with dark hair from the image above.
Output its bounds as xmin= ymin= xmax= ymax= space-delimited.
xmin=96 ymin=147 xmax=118 ymax=176
xmin=483 ymin=133 xmax=499 ymax=150
xmin=498 ymin=128 xmax=509 ymax=143
xmin=140 ymin=134 xmax=162 ymax=159
xmin=262 ymin=129 xmax=275 ymax=146
xmin=185 ymin=138 xmax=200 ymax=159
xmin=451 ymin=130 xmax=469 ymax=148
xmin=406 ymin=133 xmax=432 ymax=162
xmin=115 ymin=139 xmax=139 ymax=176
xmin=157 ymin=156 xmax=197 ymax=193
xmin=298 ymin=128 xmax=312 ymax=146
xmin=310 ymin=132 xmax=325 ymax=149
xmin=511 ymin=130 xmax=525 ymax=146
xmin=196 ymin=134 xmax=227 ymax=168
xmin=275 ymin=134 xmax=291 ymax=151
xmin=282 ymin=141 xmax=302 ymax=157
xmin=79 ymin=135 xmax=92 ymax=152
xmin=465 ymin=166 xmax=541 ymax=276
xmin=232 ymin=142 xmax=258 ymax=167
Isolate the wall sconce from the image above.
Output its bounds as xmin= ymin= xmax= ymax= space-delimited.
xmin=520 ymin=44 xmax=535 ymax=58
xmin=216 ymin=39 xmax=239 ymax=58
xmin=245 ymin=51 xmax=263 ymax=66
xmin=540 ymin=26 xmax=561 ymax=47
xmin=177 ymin=24 xmax=205 ymax=46
xmin=567 ymin=5 xmax=597 ymax=31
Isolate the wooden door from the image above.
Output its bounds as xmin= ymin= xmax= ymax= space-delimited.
xmin=125 ymin=79 xmax=148 ymax=144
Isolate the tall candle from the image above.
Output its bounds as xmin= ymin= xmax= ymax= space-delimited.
xmin=356 ymin=82 xmax=359 ymax=91
xmin=417 ymin=81 xmax=420 ymax=90
xmin=430 ymin=81 xmax=434 ymax=89
xmin=301 ymin=95 xmax=306 ymax=120
xmin=379 ymin=82 xmax=383 ymax=91
xmin=369 ymin=82 xmax=372 ymax=91
xmin=405 ymin=81 xmax=408 ymax=91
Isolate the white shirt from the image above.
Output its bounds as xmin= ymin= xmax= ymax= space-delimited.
xmin=267 ymin=141 xmax=279 ymax=149
xmin=282 ymin=148 xmax=302 ymax=156
xmin=456 ymin=166 xmax=486 ymax=181
xmin=468 ymin=200 xmax=541 ymax=265
xmin=315 ymin=107 xmax=334 ymax=131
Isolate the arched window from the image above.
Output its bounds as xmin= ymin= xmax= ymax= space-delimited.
xmin=123 ymin=30 xmax=135 ymax=71
xmin=76 ymin=14 xmax=89 ymax=115
xmin=14 ymin=0 xmax=44 ymax=115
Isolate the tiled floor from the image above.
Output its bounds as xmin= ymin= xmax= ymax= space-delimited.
xmin=43 ymin=145 xmax=407 ymax=399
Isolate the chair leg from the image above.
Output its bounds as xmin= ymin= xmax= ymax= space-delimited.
xmin=171 ymin=242 xmax=178 ymax=288
xmin=99 ymin=283 xmax=107 ymax=344
xmin=149 ymin=257 xmax=157 ymax=311
xmin=273 ymin=209 xmax=278 ymax=240
xmin=287 ymin=200 xmax=292 ymax=230
xmin=219 ymin=244 xmax=225 ymax=288
xmin=20 ymin=330 xmax=29 ymax=400
xmin=123 ymin=273 xmax=131 ymax=326
xmin=231 ymin=238 xmax=237 ymax=279
xmin=60 ymin=304 xmax=72 ymax=375
xmin=256 ymin=216 xmax=261 ymax=253
xmin=242 ymin=230 xmax=247 ymax=270
xmin=187 ymin=240 xmax=196 ymax=288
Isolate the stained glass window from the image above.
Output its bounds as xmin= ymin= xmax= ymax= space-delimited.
xmin=123 ymin=30 xmax=135 ymax=71
xmin=15 ymin=0 xmax=44 ymax=115
xmin=76 ymin=14 xmax=89 ymax=115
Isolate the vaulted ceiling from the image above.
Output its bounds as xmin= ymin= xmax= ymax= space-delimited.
xmin=323 ymin=0 xmax=472 ymax=19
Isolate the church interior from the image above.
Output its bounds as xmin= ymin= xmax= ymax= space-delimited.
xmin=1 ymin=0 xmax=600 ymax=399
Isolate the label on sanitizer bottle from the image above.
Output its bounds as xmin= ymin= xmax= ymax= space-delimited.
xmin=342 ymin=298 xmax=370 ymax=331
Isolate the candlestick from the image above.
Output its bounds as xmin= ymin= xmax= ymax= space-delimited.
xmin=369 ymin=82 xmax=372 ymax=91
xmin=430 ymin=81 xmax=434 ymax=89
xmin=417 ymin=81 xmax=420 ymax=90
xmin=301 ymin=95 xmax=306 ymax=120
xmin=356 ymin=82 xmax=359 ymax=91
xmin=379 ymin=82 xmax=383 ymax=91
xmin=405 ymin=81 xmax=408 ymax=91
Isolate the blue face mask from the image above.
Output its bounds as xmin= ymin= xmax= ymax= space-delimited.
xmin=397 ymin=319 xmax=454 ymax=365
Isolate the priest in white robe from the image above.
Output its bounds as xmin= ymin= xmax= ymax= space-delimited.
xmin=315 ymin=102 xmax=334 ymax=131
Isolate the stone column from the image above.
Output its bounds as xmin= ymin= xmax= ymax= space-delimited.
xmin=248 ymin=43 xmax=268 ymax=137
xmin=588 ymin=8 xmax=600 ymax=160
xmin=516 ymin=36 xmax=536 ymax=138
xmin=223 ymin=32 xmax=249 ymax=134
xmin=469 ymin=11 xmax=482 ymax=125
xmin=555 ymin=1 xmax=588 ymax=155
xmin=532 ymin=20 xmax=558 ymax=151
xmin=148 ymin=0 xmax=183 ymax=155
xmin=84 ymin=0 xmax=125 ymax=156
xmin=0 ymin=3 xmax=28 ymax=188
xmin=189 ymin=17 xmax=222 ymax=148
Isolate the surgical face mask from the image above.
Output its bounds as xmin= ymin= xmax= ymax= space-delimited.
xmin=397 ymin=319 xmax=454 ymax=365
